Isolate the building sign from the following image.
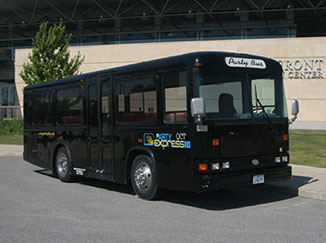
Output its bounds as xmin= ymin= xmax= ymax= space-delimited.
xmin=278 ymin=59 xmax=324 ymax=79
xmin=225 ymin=57 xmax=266 ymax=69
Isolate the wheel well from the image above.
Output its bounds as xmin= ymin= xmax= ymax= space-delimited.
xmin=52 ymin=144 xmax=65 ymax=176
xmin=126 ymin=150 xmax=150 ymax=182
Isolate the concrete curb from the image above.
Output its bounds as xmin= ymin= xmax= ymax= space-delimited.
xmin=265 ymin=181 xmax=326 ymax=201
xmin=0 ymin=145 xmax=23 ymax=157
xmin=0 ymin=153 xmax=23 ymax=157
xmin=265 ymin=164 xmax=326 ymax=201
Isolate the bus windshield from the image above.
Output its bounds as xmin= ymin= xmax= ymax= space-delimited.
xmin=195 ymin=69 xmax=288 ymax=120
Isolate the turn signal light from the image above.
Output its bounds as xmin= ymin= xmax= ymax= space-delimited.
xmin=198 ymin=163 xmax=208 ymax=171
xmin=212 ymin=139 xmax=220 ymax=147
xmin=282 ymin=134 xmax=288 ymax=141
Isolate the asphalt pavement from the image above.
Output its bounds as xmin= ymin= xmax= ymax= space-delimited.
xmin=0 ymin=144 xmax=325 ymax=201
xmin=0 ymin=155 xmax=326 ymax=243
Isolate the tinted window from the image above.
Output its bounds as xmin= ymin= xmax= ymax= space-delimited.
xmin=31 ymin=91 xmax=53 ymax=126
xmin=88 ymin=83 xmax=98 ymax=137
xmin=116 ymin=76 xmax=157 ymax=122
xmin=24 ymin=93 xmax=33 ymax=127
xmin=56 ymin=87 xmax=83 ymax=125
xmin=100 ymin=77 xmax=111 ymax=136
xmin=163 ymin=71 xmax=187 ymax=123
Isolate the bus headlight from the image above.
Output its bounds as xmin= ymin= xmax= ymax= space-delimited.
xmin=282 ymin=156 xmax=288 ymax=162
xmin=222 ymin=162 xmax=230 ymax=169
xmin=212 ymin=162 xmax=220 ymax=170
xmin=275 ymin=157 xmax=281 ymax=163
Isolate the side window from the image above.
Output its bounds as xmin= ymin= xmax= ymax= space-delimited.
xmin=24 ymin=93 xmax=33 ymax=127
xmin=88 ymin=84 xmax=98 ymax=136
xmin=163 ymin=71 xmax=187 ymax=123
xmin=31 ymin=91 xmax=53 ymax=126
xmin=100 ymin=77 xmax=111 ymax=136
xmin=116 ymin=76 xmax=157 ymax=123
xmin=56 ymin=87 xmax=83 ymax=125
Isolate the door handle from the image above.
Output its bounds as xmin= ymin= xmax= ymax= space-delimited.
xmin=101 ymin=138 xmax=112 ymax=144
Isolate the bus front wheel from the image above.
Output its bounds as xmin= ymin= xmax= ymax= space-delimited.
xmin=131 ymin=155 xmax=160 ymax=200
xmin=55 ymin=147 xmax=73 ymax=182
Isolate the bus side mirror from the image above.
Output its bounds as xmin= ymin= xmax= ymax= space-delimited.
xmin=191 ymin=98 xmax=206 ymax=125
xmin=289 ymin=99 xmax=299 ymax=124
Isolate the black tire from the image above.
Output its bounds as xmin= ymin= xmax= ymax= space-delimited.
xmin=131 ymin=155 xmax=160 ymax=200
xmin=55 ymin=147 xmax=73 ymax=182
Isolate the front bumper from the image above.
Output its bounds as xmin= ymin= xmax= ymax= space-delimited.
xmin=194 ymin=165 xmax=292 ymax=193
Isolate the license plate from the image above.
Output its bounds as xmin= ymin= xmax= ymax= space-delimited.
xmin=253 ymin=174 xmax=265 ymax=185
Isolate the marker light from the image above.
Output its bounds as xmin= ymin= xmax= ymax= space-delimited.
xmin=212 ymin=162 xmax=220 ymax=170
xmin=282 ymin=156 xmax=288 ymax=162
xmin=275 ymin=157 xmax=281 ymax=163
xmin=194 ymin=58 xmax=203 ymax=67
xmin=283 ymin=134 xmax=288 ymax=141
xmin=198 ymin=163 xmax=208 ymax=171
xmin=212 ymin=139 xmax=220 ymax=147
xmin=222 ymin=162 xmax=230 ymax=169
xmin=194 ymin=62 xmax=203 ymax=67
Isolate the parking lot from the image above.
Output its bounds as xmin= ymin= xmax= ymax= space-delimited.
xmin=1 ymin=155 xmax=326 ymax=243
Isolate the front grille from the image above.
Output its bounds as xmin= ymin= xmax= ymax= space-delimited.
xmin=220 ymin=154 xmax=287 ymax=173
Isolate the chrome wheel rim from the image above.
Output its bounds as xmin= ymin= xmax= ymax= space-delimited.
xmin=57 ymin=152 xmax=68 ymax=178
xmin=134 ymin=161 xmax=152 ymax=191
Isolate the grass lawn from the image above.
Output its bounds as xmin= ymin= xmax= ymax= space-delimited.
xmin=0 ymin=135 xmax=23 ymax=145
xmin=289 ymin=130 xmax=326 ymax=168
xmin=0 ymin=130 xmax=325 ymax=168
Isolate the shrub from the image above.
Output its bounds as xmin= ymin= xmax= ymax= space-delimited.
xmin=0 ymin=119 xmax=24 ymax=135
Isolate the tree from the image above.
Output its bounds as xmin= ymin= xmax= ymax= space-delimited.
xmin=20 ymin=22 xmax=85 ymax=86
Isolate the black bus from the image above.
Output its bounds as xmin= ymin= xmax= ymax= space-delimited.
xmin=24 ymin=52 xmax=299 ymax=200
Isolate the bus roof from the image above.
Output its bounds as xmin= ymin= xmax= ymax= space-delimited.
xmin=24 ymin=51 xmax=282 ymax=90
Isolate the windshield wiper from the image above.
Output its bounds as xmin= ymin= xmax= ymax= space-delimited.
xmin=254 ymin=85 xmax=280 ymax=134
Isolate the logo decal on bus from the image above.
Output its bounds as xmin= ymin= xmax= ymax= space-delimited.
xmin=143 ymin=133 xmax=191 ymax=149
xmin=144 ymin=133 xmax=154 ymax=146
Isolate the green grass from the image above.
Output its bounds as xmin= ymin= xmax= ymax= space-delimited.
xmin=0 ymin=135 xmax=23 ymax=145
xmin=0 ymin=130 xmax=325 ymax=168
xmin=290 ymin=130 xmax=326 ymax=168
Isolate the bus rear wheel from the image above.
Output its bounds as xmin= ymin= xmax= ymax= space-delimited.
xmin=55 ymin=147 xmax=73 ymax=182
xmin=131 ymin=155 xmax=160 ymax=200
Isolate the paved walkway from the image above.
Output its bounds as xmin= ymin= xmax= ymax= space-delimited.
xmin=266 ymin=165 xmax=326 ymax=201
xmin=290 ymin=121 xmax=326 ymax=130
xmin=0 ymin=144 xmax=23 ymax=156
xmin=0 ymin=145 xmax=325 ymax=201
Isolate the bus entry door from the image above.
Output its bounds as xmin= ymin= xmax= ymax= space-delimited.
xmin=87 ymin=75 xmax=113 ymax=178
